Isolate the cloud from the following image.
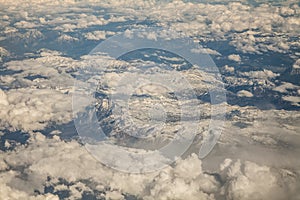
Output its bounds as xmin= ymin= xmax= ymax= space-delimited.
xmin=0 ymin=49 xmax=298 ymax=199
xmin=14 ymin=20 xmax=38 ymax=29
xmin=273 ymin=82 xmax=299 ymax=93
xmin=293 ymin=59 xmax=300 ymax=70
xmin=0 ymin=88 xmax=73 ymax=131
xmin=1 ymin=50 xmax=76 ymax=90
xmin=224 ymin=65 xmax=235 ymax=73
xmin=84 ymin=30 xmax=115 ymax=40
xmin=224 ymin=160 xmax=288 ymax=200
xmin=56 ymin=34 xmax=78 ymax=42
xmin=0 ymin=89 xmax=9 ymax=106
xmin=191 ymin=48 xmax=221 ymax=56
xmin=237 ymin=90 xmax=253 ymax=97
xmin=0 ymin=181 xmax=59 ymax=200
xmin=0 ymin=1 xmax=299 ymax=199
xmin=0 ymin=47 xmax=10 ymax=62
xmin=1 ymin=0 xmax=298 ymax=54
xmin=0 ymin=132 xmax=299 ymax=199
xmin=0 ymin=53 xmax=79 ymax=132
xmin=282 ymin=96 xmax=300 ymax=106
xmin=4 ymin=26 xmax=18 ymax=34
xmin=228 ymin=54 xmax=241 ymax=62
xmin=240 ymin=69 xmax=279 ymax=80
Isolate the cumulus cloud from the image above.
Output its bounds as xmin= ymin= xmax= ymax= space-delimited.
xmin=228 ymin=54 xmax=241 ymax=62
xmin=0 ymin=182 xmax=59 ymax=200
xmin=2 ymin=0 xmax=298 ymax=54
xmin=4 ymin=26 xmax=18 ymax=34
xmin=144 ymin=154 xmax=218 ymax=200
xmin=0 ymin=49 xmax=298 ymax=199
xmin=0 ymin=88 xmax=73 ymax=131
xmin=293 ymin=59 xmax=300 ymax=69
xmin=0 ymin=133 xmax=299 ymax=200
xmin=0 ymin=0 xmax=299 ymax=199
xmin=0 ymin=89 xmax=9 ymax=106
xmin=282 ymin=96 xmax=300 ymax=106
xmin=1 ymin=51 xmax=76 ymax=89
xmin=224 ymin=65 xmax=235 ymax=73
xmin=56 ymin=34 xmax=78 ymax=42
xmin=84 ymin=30 xmax=115 ymax=40
xmin=237 ymin=90 xmax=253 ymax=97
xmin=14 ymin=20 xmax=38 ymax=29
xmin=0 ymin=46 xmax=9 ymax=56
xmin=0 ymin=47 xmax=10 ymax=62
xmin=191 ymin=48 xmax=221 ymax=56
xmin=224 ymin=160 xmax=294 ymax=200
xmin=240 ymin=69 xmax=279 ymax=80
xmin=0 ymin=52 xmax=79 ymax=132
xmin=273 ymin=82 xmax=299 ymax=93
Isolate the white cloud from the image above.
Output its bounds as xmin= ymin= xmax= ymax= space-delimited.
xmin=225 ymin=161 xmax=282 ymax=200
xmin=144 ymin=155 xmax=217 ymax=200
xmin=191 ymin=48 xmax=221 ymax=56
xmin=0 ymin=1 xmax=299 ymax=199
xmin=14 ymin=20 xmax=38 ymax=29
xmin=0 ymin=181 xmax=59 ymax=200
xmin=0 ymin=133 xmax=299 ymax=199
xmin=0 ymin=51 xmax=298 ymax=199
xmin=240 ymin=69 xmax=279 ymax=80
xmin=0 ymin=47 xmax=10 ymax=62
xmin=57 ymin=34 xmax=78 ymax=42
xmin=84 ymin=30 xmax=115 ymax=40
xmin=224 ymin=65 xmax=235 ymax=73
xmin=1 ymin=52 xmax=76 ymax=89
xmin=293 ymin=59 xmax=300 ymax=69
xmin=237 ymin=90 xmax=253 ymax=97
xmin=228 ymin=54 xmax=241 ymax=62
xmin=0 ymin=88 xmax=73 ymax=131
xmin=0 ymin=53 xmax=79 ymax=131
xmin=0 ymin=89 xmax=9 ymax=106
xmin=1 ymin=0 xmax=298 ymax=54
xmin=53 ymin=23 xmax=77 ymax=32
xmin=4 ymin=26 xmax=18 ymax=34
xmin=282 ymin=96 xmax=300 ymax=106
xmin=124 ymin=29 xmax=134 ymax=39
xmin=273 ymin=82 xmax=299 ymax=93
xmin=105 ymin=191 xmax=125 ymax=200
